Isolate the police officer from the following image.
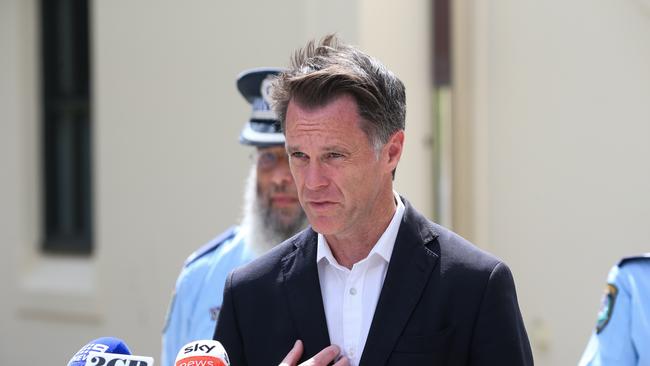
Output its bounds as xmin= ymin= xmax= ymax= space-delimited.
xmin=161 ymin=68 xmax=307 ymax=366
xmin=579 ymin=254 xmax=650 ymax=366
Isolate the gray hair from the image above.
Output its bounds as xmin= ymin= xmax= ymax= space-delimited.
xmin=271 ymin=34 xmax=406 ymax=151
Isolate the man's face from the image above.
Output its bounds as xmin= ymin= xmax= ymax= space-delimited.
xmin=255 ymin=145 xmax=303 ymax=231
xmin=285 ymin=94 xmax=402 ymax=238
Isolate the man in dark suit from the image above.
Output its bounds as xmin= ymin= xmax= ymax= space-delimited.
xmin=214 ymin=34 xmax=533 ymax=366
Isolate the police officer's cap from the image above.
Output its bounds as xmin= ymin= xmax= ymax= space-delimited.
xmin=237 ymin=67 xmax=284 ymax=147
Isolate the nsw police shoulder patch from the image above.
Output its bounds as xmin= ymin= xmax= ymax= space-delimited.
xmin=596 ymin=283 xmax=618 ymax=333
xmin=209 ymin=306 xmax=221 ymax=322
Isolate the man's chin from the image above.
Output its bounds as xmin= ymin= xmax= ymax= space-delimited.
xmin=258 ymin=198 xmax=306 ymax=234
xmin=270 ymin=204 xmax=302 ymax=216
xmin=271 ymin=200 xmax=301 ymax=210
xmin=273 ymin=215 xmax=304 ymax=230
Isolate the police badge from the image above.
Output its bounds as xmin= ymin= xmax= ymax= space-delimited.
xmin=209 ymin=306 xmax=221 ymax=321
xmin=595 ymin=283 xmax=618 ymax=333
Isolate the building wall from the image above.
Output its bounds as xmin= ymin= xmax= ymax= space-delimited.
xmin=0 ymin=0 xmax=432 ymax=363
xmin=454 ymin=0 xmax=650 ymax=364
xmin=3 ymin=0 xmax=648 ymax=365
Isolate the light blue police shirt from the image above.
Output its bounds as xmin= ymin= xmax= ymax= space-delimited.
xmin=579 ymin=255 xmax=650 ymax=366
xmin=161 ymin=226 xmax=256 ymax=366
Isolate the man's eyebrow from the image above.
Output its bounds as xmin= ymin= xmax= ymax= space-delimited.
xmin=286 ymin=145 xmax=352 ymax=154
xmin=322 ymin=145 xmax=351 ymax=154
xmin=286 ymin=145 xmax=300 ymax=153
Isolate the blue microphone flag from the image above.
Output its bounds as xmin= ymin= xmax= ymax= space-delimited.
xmin=67 ymin=337 xmax=132 ymax=366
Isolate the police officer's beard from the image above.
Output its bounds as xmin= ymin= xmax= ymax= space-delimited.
xmin=240 ymin=166 xmax=308 ymax=255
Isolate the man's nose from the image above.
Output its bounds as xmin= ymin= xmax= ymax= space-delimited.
xmin=303 ymin=161 xmax=328 ymax=190
xmin=271 ymin=160 xmax=294 ymax=186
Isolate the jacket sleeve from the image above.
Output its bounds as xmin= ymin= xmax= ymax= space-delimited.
xmin=214 ymin=270 xmax=247 ymax=366
xmin=469 ymin=262 xmax=534 ymax=365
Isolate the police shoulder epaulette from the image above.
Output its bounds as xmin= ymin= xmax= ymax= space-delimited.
xmin=184 ymin=226 xmax=238 ymax=267
xmin=618 ymin=253 xmax=650 ymax=267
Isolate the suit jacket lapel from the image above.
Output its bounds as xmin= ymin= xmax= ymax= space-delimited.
xmin=281 ymin=229 xmax=331 ymax=361
xmin=360 ymin=200 xmax=440 ymax=366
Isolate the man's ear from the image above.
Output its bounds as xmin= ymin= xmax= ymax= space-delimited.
xmin=384 ymin=130 xmax=404 ymax=173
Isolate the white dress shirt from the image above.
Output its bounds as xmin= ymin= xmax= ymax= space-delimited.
xmin=316 ymin=192 xmax=405 ymax=366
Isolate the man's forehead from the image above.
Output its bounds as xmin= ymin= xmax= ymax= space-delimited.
xmin=286 ymin=142 xmax=349 ymax=151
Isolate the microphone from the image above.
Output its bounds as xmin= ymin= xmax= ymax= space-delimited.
xmin=66 ymin=336 xmax=154 ymax=366
xmin=84 ymin=351 xmax=154 ymax=366
xmin=67 ymin=337 xmax=132 ymax=366
xmin=174 ymin=340 xmax=230 ymax=366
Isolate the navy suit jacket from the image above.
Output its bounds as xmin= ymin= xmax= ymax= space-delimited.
xmin=214 ymin=199 xmax=533 ymax=365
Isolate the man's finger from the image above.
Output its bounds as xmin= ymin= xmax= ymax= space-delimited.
xmin=307 ymin=345 xmax=341 ymax=366
xmin=279 ymin=340 xmax=304 ymax=366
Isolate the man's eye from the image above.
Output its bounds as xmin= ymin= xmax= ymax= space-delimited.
xmin=256 ymin=151 xmax=282 ymax=171
xmin=290 ymin=152 xmax=308 ymax=160
xmin=259 ymin=152 xmax=276 ymax=164
xmin=326 ymin=152 xmax=344 ymax=159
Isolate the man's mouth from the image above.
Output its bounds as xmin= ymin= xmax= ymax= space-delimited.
xmin=271 ymin=195 xmax=299 ymax=207
xmin=306 ymin=200 xmax=338 ymax=212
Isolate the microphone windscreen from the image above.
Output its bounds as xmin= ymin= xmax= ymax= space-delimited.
xmin=85 ymin=352 xmax=154 ymax=366
xmin=67 ymin=337 xmax=131 ymax=366
xmin=175 ymin=340 xmax=230 ymax=366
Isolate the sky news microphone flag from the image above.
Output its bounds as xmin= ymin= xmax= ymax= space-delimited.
xmin=175 ymin=340 xmax=229 ymax=366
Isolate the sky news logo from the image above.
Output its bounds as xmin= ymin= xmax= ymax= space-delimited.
xmin=175 ymin=356 xmax=226 ymax=366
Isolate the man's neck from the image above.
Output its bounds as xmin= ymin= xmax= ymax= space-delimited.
xmin=324 ymin=190 xmax=397 ymax=269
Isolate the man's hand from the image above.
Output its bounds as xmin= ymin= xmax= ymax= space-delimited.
xmin=279 ymin=340 xmax=349 ymax=366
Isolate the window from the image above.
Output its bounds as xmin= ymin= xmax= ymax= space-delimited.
xmin=40 ymin=0 xmax=93 ymax=254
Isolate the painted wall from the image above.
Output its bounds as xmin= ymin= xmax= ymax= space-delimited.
xmin=5 ymin=0 xmax=647 ymax=364
xmin=0 ymin=0 xmax=432 ymax=363
xmin=454 ymin=0 xmax=650 ymax=364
